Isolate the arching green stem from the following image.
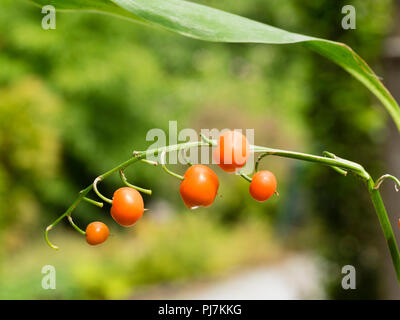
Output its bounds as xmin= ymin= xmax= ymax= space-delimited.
xmin=45 ymin=225 xmax=58 ymax=250
xmin=255 ymin=153 xmax=269 ymax=172
xmin=67 ymin=215 xmax=86 ymax=235
xmin=160 ymin=151 xmax=184 ymax=181
xmin=252 ymin=145 xmax=370 ymax=180
xmin=238 ymin=171 xmax=252 ymax=183
xmin=119 ymin=170 xmax=152 ymax=195
xmin=44 ymin=138 xmax=400 ymax=287
xmin=179 ymin=146 xmax=193 ymax=166
xmin=93 ymin=177 xmax=113 ymax=204
xmin=374 ymin=174 xmax=400 ymax=192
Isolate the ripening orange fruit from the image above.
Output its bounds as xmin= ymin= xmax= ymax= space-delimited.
xmin=110 ymin=187 xmax=144 ymax=226
xmin=86 ymin=221 xmax=109 ymax=245
xmin=213 ymin=130 xmax=250 ymax=173
xmin=249 ymin=170 xmax=277 ymax=202
xmin=179 ymin=164 xmax=219 ymax=209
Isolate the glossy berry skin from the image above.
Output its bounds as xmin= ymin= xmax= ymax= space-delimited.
xmin=86 ymin=222 xmax=109 ymax=246
xmin=179 ymin=164 xmax=219 ymax=209
xmin=111 ymin=187 xmax=144 ymax=226
xmin=249 ymin=170 xmax=277 ymax=202
xmin=213 ymin=130 xmax=250 ymax=173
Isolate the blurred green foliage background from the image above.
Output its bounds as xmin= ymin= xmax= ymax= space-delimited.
xmin=0 ymin=0 xmax=398 ymax=299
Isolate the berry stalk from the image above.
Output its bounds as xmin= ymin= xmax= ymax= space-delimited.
xmin=44 ymin=137 xmax=400 ymax=286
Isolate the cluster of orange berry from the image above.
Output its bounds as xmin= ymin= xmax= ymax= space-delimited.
xmin=86 ymin=131 xmax=277 ymax=246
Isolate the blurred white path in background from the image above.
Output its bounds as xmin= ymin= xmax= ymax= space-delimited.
xmin=185 ymin=255 xmax=324 ymax=300
xmin=132 ymin=254 xmax=325 ymax=300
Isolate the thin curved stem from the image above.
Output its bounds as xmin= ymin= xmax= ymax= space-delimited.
xmin=45 ymin=184 xmax=93 ymax=250
xmin=93 ymin=177 xmax=113 ymax=204
xmin=255 ymin=153 xmax=269 ymax=172
xmin=67 ymin=215 xmax=86 ymax=235
xmin=179 ymin=146 xmax=193 ymax=166
xmin=238 ymin=171 xmax=252 ymax=183
xmin=374 ymin=174 xmax=400 ymax=192
xmin=119 ymin=170 xmax=152 ymax=195
xmin=160 ymin=151 xmax=184 ymax=181
xmin=45 ymin=225 xmax=58 ymax=250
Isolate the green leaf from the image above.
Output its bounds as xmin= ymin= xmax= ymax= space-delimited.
xmin=30 ymin=0 xmax=145 ymax=23
xmin=31 ymin=0 xmax=400 ymax=131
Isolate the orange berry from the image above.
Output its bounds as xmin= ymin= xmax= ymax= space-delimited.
xmin=249 ymin=170 xmax=277 ymax=202
xmin=179 ymin=165 xmax=219 ymax=209
xmin=213 ymin=130 xmax=250 ymax=173
xmin=86 ymin=221 xmax=109 ymax=245
xmin=111 ymin=187 xmax=144 ymax=226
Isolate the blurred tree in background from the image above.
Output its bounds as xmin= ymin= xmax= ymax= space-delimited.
xmin=0 ymin=0 xmax=396 ymax=298
xmin=293 ymin=0 xmax=393 ymax=298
